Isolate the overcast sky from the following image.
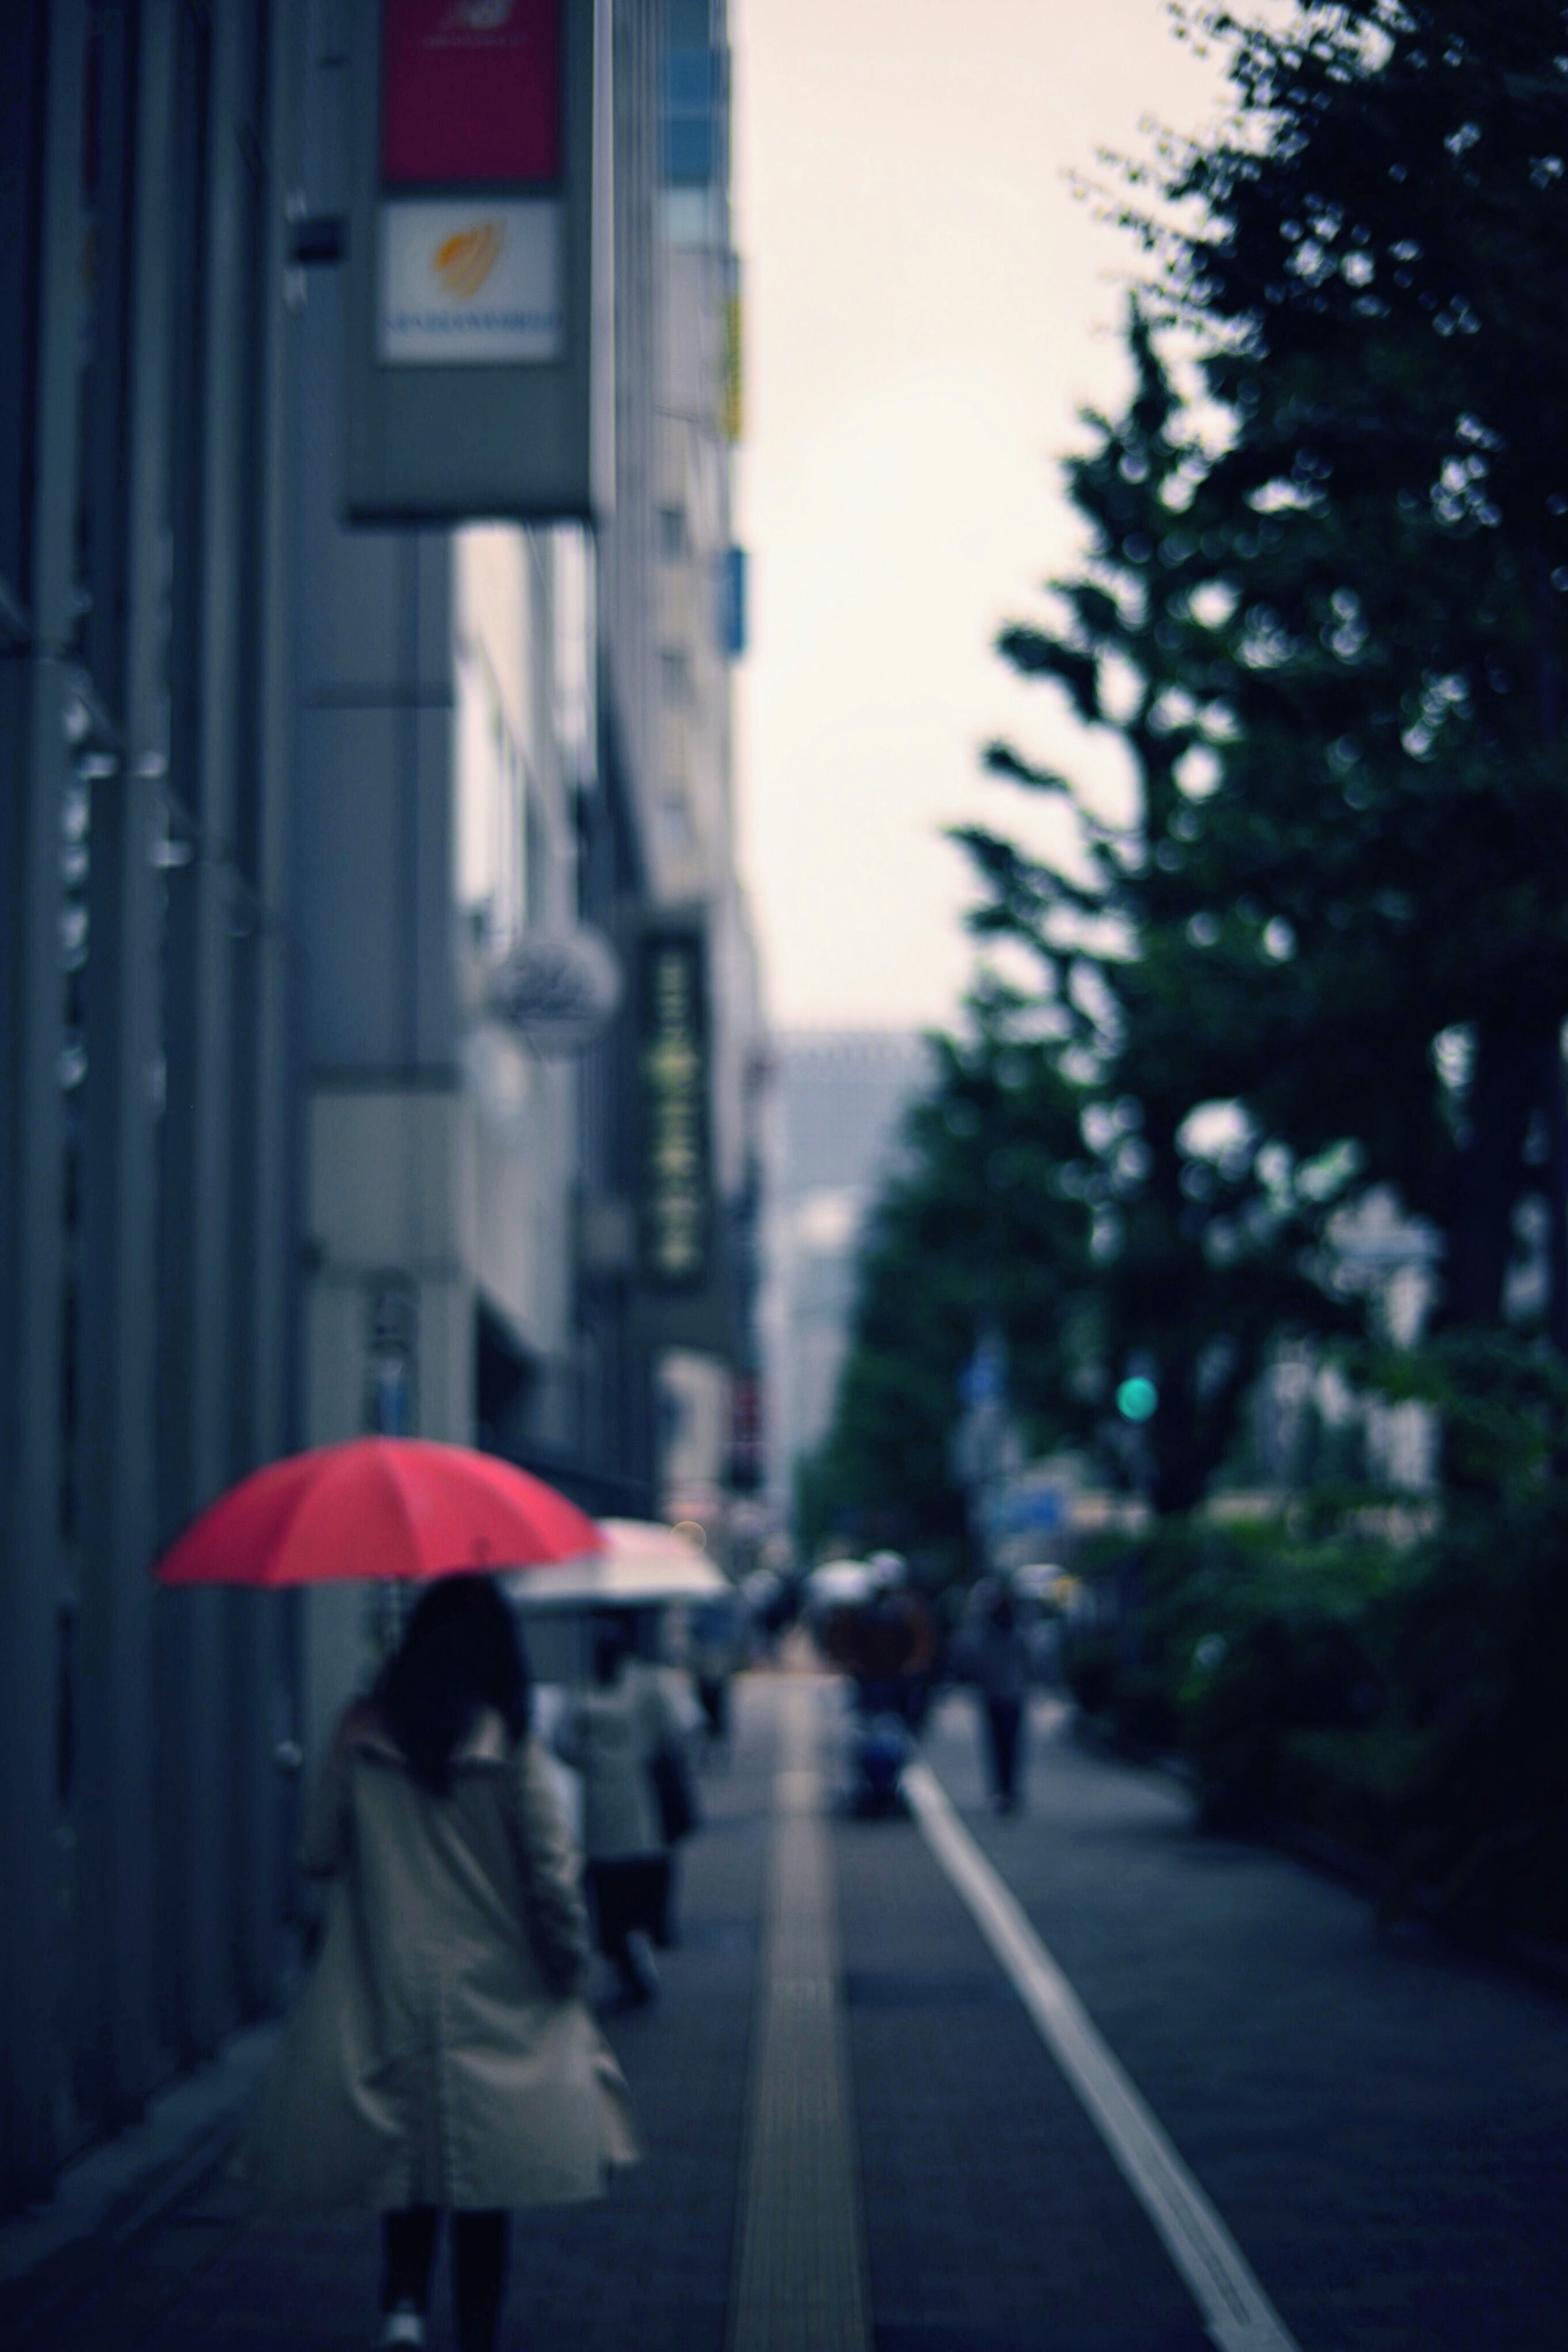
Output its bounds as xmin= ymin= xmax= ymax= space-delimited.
xmin=729 ymin=0 xmax=1227 ymax=1031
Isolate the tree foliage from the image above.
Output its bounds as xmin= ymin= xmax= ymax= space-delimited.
xmin=1121 ymin=0 xmax=1568 ymax=1324
xmin=797 ymin=1019 xmax=1092 ymax=1568
xmin=961 ymin=317 xmax=1352 ymax=1509
xmin=806 ymin=2 xmax=1568 ymax=1546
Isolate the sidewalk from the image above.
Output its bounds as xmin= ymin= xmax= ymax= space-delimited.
xmin=895 ymin=1688 xmax=1568 ymax=2352
xmin=5 ymin=1684 xmax=780 ymax=2352
xmin=0 ymin=2024 xmax=280 ymax=2352
xmin=6 ymin=1674 xmax=1566 ymax=2351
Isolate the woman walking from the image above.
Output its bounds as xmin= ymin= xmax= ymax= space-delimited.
xmin=247 ymin=1575 xmax=638 ymax=2352
xmin=555 ymin=1617 xmax=689 ymax=2002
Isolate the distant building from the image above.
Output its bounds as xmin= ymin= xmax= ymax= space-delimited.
xmin=762 ymin=1032 xmax=934 ymax=1539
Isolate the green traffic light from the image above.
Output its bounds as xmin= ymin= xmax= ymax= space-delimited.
xmin=1116 ymin=1376 xmax=1158 ymax=1422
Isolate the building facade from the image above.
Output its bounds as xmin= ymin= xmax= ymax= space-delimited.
xmin=761 ymin=1031 xmax=932 ymax=1546
xmin=0 ymin=0 xmax=759 ymax=2212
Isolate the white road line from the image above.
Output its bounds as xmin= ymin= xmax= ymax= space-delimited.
xmin=903 ymin=1761 xmax=1303 ymax=2352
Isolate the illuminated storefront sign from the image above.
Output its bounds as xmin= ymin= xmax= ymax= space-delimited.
xmin=637 ymin=930 xmax=711 ymax=1290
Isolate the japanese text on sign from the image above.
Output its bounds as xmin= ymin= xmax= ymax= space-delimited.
xmin=639 ymin=936 xmax=710 ymax=1289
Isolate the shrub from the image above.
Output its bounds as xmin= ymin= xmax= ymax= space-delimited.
xmin=1062 ymin=1469 xmax=1568 ymax=1943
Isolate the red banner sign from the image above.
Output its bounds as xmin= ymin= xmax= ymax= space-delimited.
xmin=382 ymin=0 xmax=563 ymax=189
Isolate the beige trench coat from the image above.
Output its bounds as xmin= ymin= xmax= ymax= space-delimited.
xmin=553 ymin=1663 xmax=684 ymax=1861
xmin=246 ymin=1703 xmax=639 ymax=2214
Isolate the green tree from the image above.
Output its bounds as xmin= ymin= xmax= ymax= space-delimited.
xmin=1137 ymin=0 xmax=1568 ymax=1330
xmin=969 ymin=1 xmax=1568 ymax=1420
xmin=959 ymin=316 xmax=1347 ymax=1510
xmin=813 ymin=2 xmax=1568 ymax=1547
xmin=798 ymin=1019 xmax=1093 ymax=1568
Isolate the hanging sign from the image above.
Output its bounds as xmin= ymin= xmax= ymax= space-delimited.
xmin=378 ymin=0 xmax=563 ymax=367
xmin=636 ymin=926 xmax=712 ymax=1291
xmin=381 ymin=0 xmax=562 ymax=187
xmin=345 ymin=0 xmax=613 ymax=523
xmin=379 ymin=201 xmax=563 ymax=366
xmin=487 ymin=925 xmax=622 ymax=1055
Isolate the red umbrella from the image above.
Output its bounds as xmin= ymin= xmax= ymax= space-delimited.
xmin=155 ymin=1438 xmax=604 ymax=1587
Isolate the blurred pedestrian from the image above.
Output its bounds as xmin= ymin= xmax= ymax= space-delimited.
xmin=973 ymin=1581 xmax=1031 ymax=1814
xmin=246 ymin=1575 xmax=638 ymax=2352
xmin=689 ymin=1593 xmax=740 ymax=1746
xmin=831 ymin=1553 xmax=937 ymax=1728
xmin=555 ymin=1617 xmax=692 ymax=2000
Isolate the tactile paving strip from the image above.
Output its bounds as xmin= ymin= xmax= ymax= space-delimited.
xmin=728 ymin=1683 xmax=871 ymax=2352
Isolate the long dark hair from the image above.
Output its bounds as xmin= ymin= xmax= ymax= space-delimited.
xmin=377 ymin=1574 xmax=531 ymax=1795
xmin=591 ymin=1613 xmax=635 ymax=1687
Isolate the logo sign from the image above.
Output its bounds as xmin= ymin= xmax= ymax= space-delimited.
xmin=379 ymin=199 xmax=562 ymax=364
xmin=637 ymin=931 xmax=712 ymax=1291
xmin=382 ymin=0 xmax=563 ymax=187
xmin=486 ymin=926 xmax=621 ymax=1054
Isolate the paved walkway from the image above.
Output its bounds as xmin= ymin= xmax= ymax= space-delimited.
xmin=34 ymin=1682 xmax=777 ymax=2352
xmin=17 ymin=1672 xmax=1568 ymax=2351
xmin=911 ymin=1689 xmax=1568 ymax=2351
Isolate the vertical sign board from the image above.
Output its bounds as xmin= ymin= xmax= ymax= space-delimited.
xmin=636 ymin=925 xmax=713 ymax=1292
xmin=723 ymin=261 xmax=742 ymax=442
xmin=345 ymin=0 xmax=613 ymax=523
xmin=730 ymin=1372 xmax=764 ymax=1491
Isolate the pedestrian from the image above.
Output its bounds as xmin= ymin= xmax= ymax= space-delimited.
xmin=837 ymin=1553 xmax=938 ymax=1729
xmin=688 ymin=1593 xmax=739 ymax=1747
xmin=554 ymin=1616 xmax=691 ymax=2000
xmin=246 ymin=1574 xmax=638 ymax=2352
xmin=972 ymin=1580 xmax=1031 ymax=1814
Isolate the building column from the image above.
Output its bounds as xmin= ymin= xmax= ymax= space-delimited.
xmin=0 ymin=0 xmax=86 ymax=2207
xmin=153 ymin=0 xmax=273 ymax=2067
xmin=227 ymin=0 xmax=309 ymax=2020
xmin=74 ymin=0 xmax=176 ymax=2133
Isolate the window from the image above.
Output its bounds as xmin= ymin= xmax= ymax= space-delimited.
xmin=657 ymin=502 xmax=688 ymax=561
xmin=659 ymin=647 xmax=691 ymax=707
xmin=454 ymin=644 xmax=528 ymax=961
xmin=664 ymin=3 xmax=724 ymax=189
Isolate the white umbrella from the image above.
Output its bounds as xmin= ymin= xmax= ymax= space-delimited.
xmin=506 ymin=1517 xmax=729 ymax=1609
xmin=804 ymin=1559 xmax=875 ymax=1612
